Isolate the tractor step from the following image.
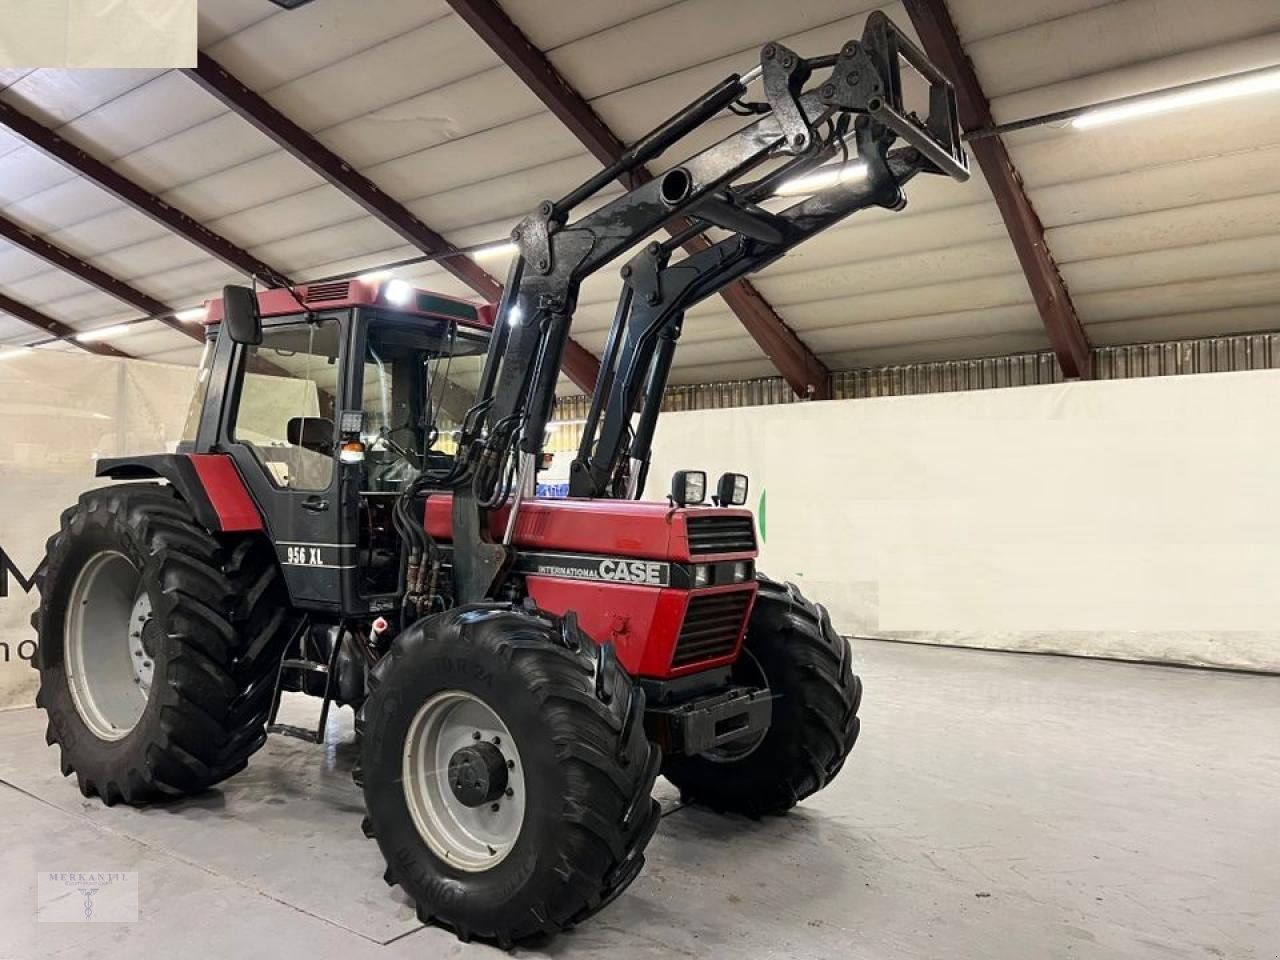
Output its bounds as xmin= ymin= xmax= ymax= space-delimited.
xmin=265 ymin=621 xmax=344 ymax=744
xmin=267 ymin=721 xmax=327 ymax=744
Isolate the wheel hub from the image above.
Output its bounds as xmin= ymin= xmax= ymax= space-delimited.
xmin=401 ymin=691 xmax=527 ymax=872
xmin=64 ymin=550 xmax=152 ymax=741
xmin=448 ymin=741 xmax=509 ymax=807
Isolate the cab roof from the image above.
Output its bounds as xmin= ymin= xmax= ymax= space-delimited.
xmin=201 ymin=277 xmax=495 ymax=330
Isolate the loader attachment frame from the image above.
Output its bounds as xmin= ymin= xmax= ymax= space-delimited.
xmin=449 ymin=11 xmax=968 ymax=602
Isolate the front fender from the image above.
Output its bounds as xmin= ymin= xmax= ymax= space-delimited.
xmin=96 ymin=453 xmax=263 ymax=534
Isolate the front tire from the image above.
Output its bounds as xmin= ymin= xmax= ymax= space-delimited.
xmin=663 ymin=576 xmax=863 ymax=816
xmin=32 ymin=484 xmax=292 ymax=804
xmin=360 ymin=605 xmax=662 ymax=947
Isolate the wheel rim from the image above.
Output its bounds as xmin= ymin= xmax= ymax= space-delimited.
xmin=704 ymin=647 xmax=770 ymax=763
xmin=402 ymin=691 xmax=527 ymax=872
xmin=63 ymin=550 xmax=155 ymax=741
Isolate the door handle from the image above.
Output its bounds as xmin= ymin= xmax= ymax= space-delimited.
xmin=300 ymin=496 xmax=329 ymax=513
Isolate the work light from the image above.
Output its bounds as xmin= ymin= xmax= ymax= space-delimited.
xmin=715 ymin=472 xmax=749 ymax=506
xmin=670 ymin=470 xmax=706 ymax=506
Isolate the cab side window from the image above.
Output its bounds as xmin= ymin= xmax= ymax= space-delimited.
xmin=233 ymin=319 xmax=340 ymax=491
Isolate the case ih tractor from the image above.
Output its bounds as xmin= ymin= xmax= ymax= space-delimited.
xmin=30 ymin=14 xmax=966 ymax=947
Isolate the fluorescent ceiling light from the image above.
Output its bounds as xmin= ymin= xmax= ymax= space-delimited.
xmin=507 ymin=305 xmax=524 ymax=327
xmin=0 ymin=346 xmax=33 ymax=362
xmin=358 ymin=270 xmax=392 ymax=284
xmin=1073 ymin=67 xmax=1280 ymax=129
xmin=174 ymin=307 xmax=205 ymax=322
xmin=472 ymin=241 xmax=518 ymax=260
xmin=774 ymin=161 xmax=868 ymax=197
xmin=76 ymin=323 xmax=135 ymax=342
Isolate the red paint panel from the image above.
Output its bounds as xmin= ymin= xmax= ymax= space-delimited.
xmin=424 ymin=494 xmax=678 ymax=559
xmin=423 ymin=494 xmax=758 ymax=678
xmin=526 ymin=578 xmax=755 ymax=678
xmin=188 ymin=454 xmax=263 ymax=532
xmin=202 ymin=280 xmax=492 ymax=332
xmin=423 ymin=494 xmax=757 ymax=561
xmin=525 ymin=577 xmax=665 ymax=675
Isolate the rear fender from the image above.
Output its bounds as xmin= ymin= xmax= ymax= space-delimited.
xmin=96 ymin=453 xmax=264 ymax=534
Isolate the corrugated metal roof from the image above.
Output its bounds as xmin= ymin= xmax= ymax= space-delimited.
xmin=0 ymin=0 xmax=1275 ymax=386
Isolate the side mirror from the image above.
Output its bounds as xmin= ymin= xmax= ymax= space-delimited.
xmin=222 ymin=284 xmax=262 ymax=345
xmin=286 ymin=416 xmax=334 ymax=455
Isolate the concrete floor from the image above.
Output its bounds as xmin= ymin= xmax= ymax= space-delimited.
xmin=1 ymin=641 xmax=1277 ymax=960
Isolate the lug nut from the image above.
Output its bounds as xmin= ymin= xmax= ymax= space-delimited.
xmin=505 ymin=787 xmax=514 ymax=797
xmin=506 ymin=759 xmax=515 ymax=770
xmin=492 ymin=735 xmax=501 ymax=745
xmin=490 ymin=803 xmax=500 ymax=812
xmin=473 ymin=731 xmax=481 ymax=740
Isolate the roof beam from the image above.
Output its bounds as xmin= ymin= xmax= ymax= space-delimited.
xmin=182 ymin=52 xmax=602 ymax=394
xmin=0 ymin=213 xmax=201 ymax=342
xmin=0 ymin=99 xmax=293 ymax=288
xmin=903 ymin=0 xmax=1092 ymax=379
xmin=0 ymin=290 xmax=131 ymax=358
xmin=444 ymin=0 xmax=832 ymax=399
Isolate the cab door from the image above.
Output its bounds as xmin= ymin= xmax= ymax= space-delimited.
xmin=220 ymin=311 xmax=354 ymax=610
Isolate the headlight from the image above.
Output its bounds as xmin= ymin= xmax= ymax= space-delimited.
xmin=670 ymin=469 xmax=707 ymax=506
xmin=732 ymin=561 xmax=748 ymax=582
xmin=693 ymin=564 xmax=711 ymax=587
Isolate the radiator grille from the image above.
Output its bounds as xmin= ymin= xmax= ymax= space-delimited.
xmin=304 ymin=280 xmax=351 ymax=302
xmin=685 ymin=514 xmax=756 ymax=556
xmin=671 ymin=590 xmax=752 ymax=667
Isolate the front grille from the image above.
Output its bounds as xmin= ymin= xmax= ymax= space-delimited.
xmin=671 ymin=590 xmax=752 ymax=667
xmin=685 ymin=514 xmax=756 ymax=556
xmin=304 ymin=280 xmax=351 ymax=302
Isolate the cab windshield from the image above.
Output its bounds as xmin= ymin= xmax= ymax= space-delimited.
xmin=361 ymin=317 xmax=488 ymax=490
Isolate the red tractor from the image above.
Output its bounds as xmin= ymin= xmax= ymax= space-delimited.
xmin=30 ymin=14 xmax=966 ymax=947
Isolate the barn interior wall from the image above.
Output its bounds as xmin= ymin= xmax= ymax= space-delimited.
xmin=645 ymin=369 xmax=1280 ymax=673
xmin=0 ymin=351 xmax=195 ymax=709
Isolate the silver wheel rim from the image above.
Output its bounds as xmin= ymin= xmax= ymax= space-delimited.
xmin=402 ymin=691 xmax=526 ymax=872
xmin=705 ymin=647 xmax=769 ymax=763
xmin=63 ymin=550 xmax=155 ymax=741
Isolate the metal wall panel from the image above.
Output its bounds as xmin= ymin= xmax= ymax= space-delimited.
xmin=551 ymin=332 xmax=1280 ymax=417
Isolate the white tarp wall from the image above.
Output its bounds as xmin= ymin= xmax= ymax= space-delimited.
xmin=646 ymin=369 xmax=1280 ymax=673
xmin=0 ymin=350 xmax=195 ymax=709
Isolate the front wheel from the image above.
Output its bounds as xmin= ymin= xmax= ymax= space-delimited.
xmin=359 ymin=606 xmax=662 ymax=947
xmin=663 ymin=576 xmax=863 ymax=816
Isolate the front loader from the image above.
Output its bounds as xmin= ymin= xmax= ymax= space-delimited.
xmin=30 ymin=13 xmax=967 ymax=947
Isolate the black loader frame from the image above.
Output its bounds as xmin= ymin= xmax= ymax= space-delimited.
xmin=446 ymin=11 xmax=967 ymax=603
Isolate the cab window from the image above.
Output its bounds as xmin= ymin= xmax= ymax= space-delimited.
xmin=233 ymin=318 xmax=341 ymax=491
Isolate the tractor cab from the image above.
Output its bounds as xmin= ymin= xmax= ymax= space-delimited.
xmin=184 ymin=277 xmax=494 ymax=615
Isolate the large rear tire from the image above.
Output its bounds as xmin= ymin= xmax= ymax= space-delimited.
xmin=32 ymin=484 xmax=292 ymax=804
xmin=359 ymin=605 xmax=662 ymax=947
xmin=662 ymin=576 xmax=862 ymax=816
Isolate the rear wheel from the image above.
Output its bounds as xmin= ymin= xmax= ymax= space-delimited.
xmin=663 ymin=576 xmax=862 ymax=816
xmin=32 ymin=484 xmax=292 ymax=804
xmin=360 ymin=605 xmax=662 ymax=947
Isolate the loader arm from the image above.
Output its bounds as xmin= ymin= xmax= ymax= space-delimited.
xmin=450 ymin=11 xmax=968 ymax=602
xmin=570 ymin=122 xmax=929 ymax=499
